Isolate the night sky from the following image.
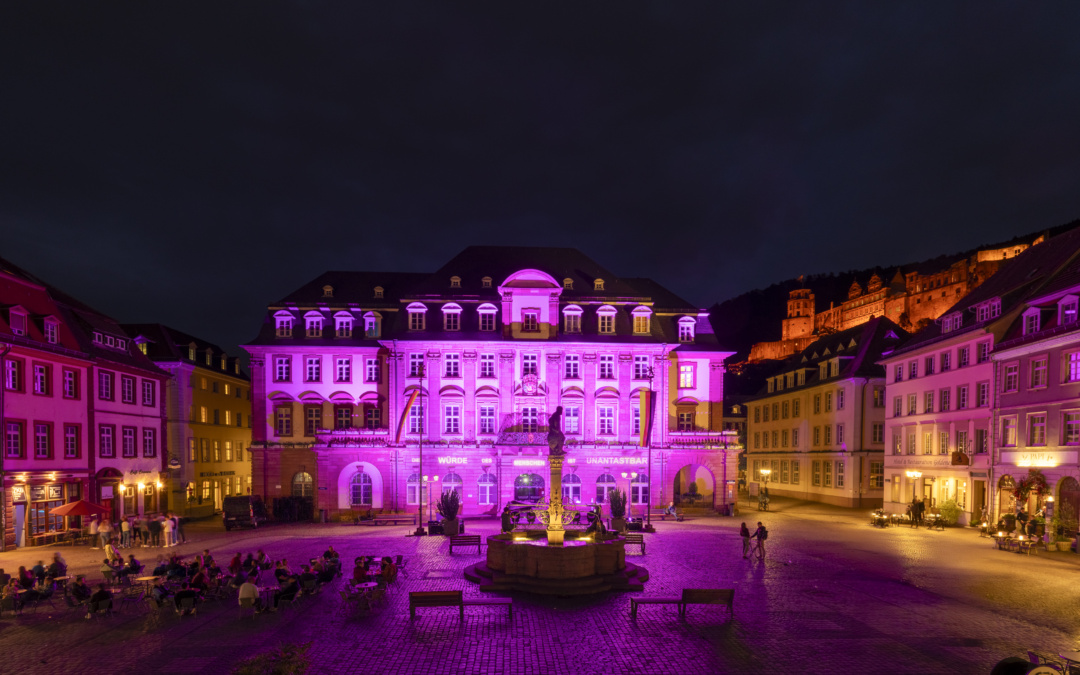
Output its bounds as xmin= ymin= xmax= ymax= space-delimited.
xmin=3 ymin=4 xmax=1080 ymax=357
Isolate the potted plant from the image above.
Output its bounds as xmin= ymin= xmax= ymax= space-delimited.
xmin=608 ymin=489 xmax=628 ymax=532
xmin=437 ymin=490 xmax=460 ymax=536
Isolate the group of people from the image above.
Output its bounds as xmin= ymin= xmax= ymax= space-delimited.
xmin=0 ymin=553 xmax=69 ymax=609
xmin=739 ymin=521 xmax=769 ymax=561
xmin=87 ymin=512 xmax=187 ymax=550
xmin=350 ymin=555 xmax=398 ymax=586
xmin=906 ymin=498 xmax=927 ymax=527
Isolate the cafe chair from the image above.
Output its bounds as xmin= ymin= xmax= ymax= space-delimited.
xmin=238 ymin=597 xmax=257 ymax=620
xmin=1028 ymin=651 xmax=1064 ymax=672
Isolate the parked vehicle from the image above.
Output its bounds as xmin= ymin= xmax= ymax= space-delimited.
xmin=223 ymin=496 xmax=268 ymax=531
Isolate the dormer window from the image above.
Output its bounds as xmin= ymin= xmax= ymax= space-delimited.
xmin=334 ymin=312 xmax=353 ymax=338
xmin=43 ymin=318 xmax=59 ymax=344
xmin=597 ymin=305 xmax=617 ymax=335
xmin=449 ymin=276 xmax=461 ymax=289
xmin=563 ymin=305 xmax=583 ymax=334
xmin=563 ymin=278 xmax=574 ymax=290
xmin=522 ymin=310 xmax=539 ymax=332
xmin=8 ymin=309 xmax=26 ymax=336
xmin=363 ymin=312 xmax=381 ymax=338
xmin=322 ymin=285 xmax=334 ymax=298
xmin=93 ymin=332 xmax=103 ymax=344
xmin=274 ymin=312 xmax=294 ymax=338
xmin=678 ymin=316 xmax=696 ymax=343
xmin=1060 ymin=295 xmax=1078 ymax=325
xmin=205 ymin=349 xmax=213 ymax=366
xmin=482 ymin=276 xmax=492 ymax=288
xmin=1022 ymin=308 xmax=1041 ymax=335
xmin=477 ymin=303 xmax=498 ymax=332
xmin=767 ymin=379 xmax=775 ymax=393
xmin=105 ymin=335 xmax=115 ymax=347
xmin=443 ymin=303 xmax=462 ymax=331
xmin=594 ymin=279 xmax=605 ymax=292
xmin=976 ymin=298 xmax=1001 ymax=322
xmin=188 ymin=344 xmax=196 ymax=360
xmin=631 ymin=306 xmax=652 ymax=335
xmin=374 ymin=286 xmax=384 ymax=299
xmin=941 ymin=311 xmax=963 ymax=334
xmin=407 ymin=303 xmax=427 ymax=331
xmin=304 ymin=312 xmax=324 ymax=338
xmin=220 ymin=355 xmax=227 ymax=370
xmin=138 ymin=342 xmax=148 ymax=355
xmin=819 ymin=363 xmax=828 ymax=380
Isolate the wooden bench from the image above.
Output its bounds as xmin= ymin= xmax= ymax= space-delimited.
xmin=623 ymin=533 xmax=645 ymax=554
xmin=409 ymin=591 xmax=513 ymax=620
xmin=449 ymin=535 xmax=482 ymax=554
xmin=630 ymin=588 xmax=735 ymax=620
xmin=368 ymin=514 xmax=417 ymax=526
xmin=648 ymin=511 xmax=683 ymax=522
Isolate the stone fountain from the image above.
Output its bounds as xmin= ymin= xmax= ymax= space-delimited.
xmin=463 ymin=407 xmax=649 ymax=596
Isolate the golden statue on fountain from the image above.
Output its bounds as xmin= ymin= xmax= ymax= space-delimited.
xmin=547 ymin=406 xmax=566 ymax=545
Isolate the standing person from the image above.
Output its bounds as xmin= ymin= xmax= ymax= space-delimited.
xmin=752 ymin=521 xmax=768 ymax=561
xmin=89 ymin=516 xmax=100 ymax=550
xmin=162 ymin=516 xmax=174 ymax=548
xmin=740 ymin=522 xmax=751 ymax=559
xmin=138 ymin=515 xmax=151 ymax=547
xmin=174 ymin=513 xmax=187 ymax=545
xmin=148 ymin=515 xmax=162 ymax=547
xmin=99 ymin=518 xmax=113 ymax=549
xmin=120 ymin=517 xmax=132 ymax=549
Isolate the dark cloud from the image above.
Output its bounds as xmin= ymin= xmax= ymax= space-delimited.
xmin=2 ymin=4 xmax=1079 ymax=355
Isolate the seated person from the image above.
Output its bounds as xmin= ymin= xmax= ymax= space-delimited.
xmin=120 ymin=555 xmax=141 ymax=577
xmin=352 ymin=560 xmax=367 ymax=584
xmin=151 ymin=556 xmax=169 ymax=577
xmin=31 ymin=560 xmax=46 ymax=582
xmin=24 ymin=578 xmax=54 ymax=603
xmin=167 ymin=559 xmax=187 ymax=580
xmin=228 ymin=553 xmax=243 ymax=577
xmin=3 ymin=579 xmax=22 ymax=608
xmin=0 ymin=568 xmax=9 ymax=587
xmin=664 ymin=501 xmax=678 ymax=516
xmin=150 ymin=579 xmax=172 ymax=606
xmin=242 ymin=553 xmax=256 ymax=572
xmin=189 ymin=567 xmax=209 ymax=592
xmin=46 ymin=557 xmax=67 ymax=580
xmin=199 ymin=550 xmax=215 ymax=569
xmin=238 ymin=578 xmax=264 ymax=612
xmin=99 ymin=559 xmax=118 ymax=578
xmin=255 ymin=550 xmax=271 ymax=570
xmin=315 ymin=564 xmax=335 ymax=585
xmin=173 ymin=582 xmax=200 ymax=614
xmin=17 ymin=566 xmax=34 ymax=589
xmin=89 ymin=583 xmax=112 ymax=608
xmin=298 ymin=565 xmax=318 ymax=592
xmin=70 ymin=576 xmax=92 ymax=603
xmin=229 ymin=572 xmax=247 ymax=589
xmin=272 ymin=575 xmax=299 ymax=609
xmin=274 ymin=561 xmax=290 ymax=584
xmin=323 ymin=545 xmax=339 ymax=560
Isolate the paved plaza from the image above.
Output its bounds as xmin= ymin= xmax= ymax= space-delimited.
xmin=1 ymin=498 xmax=1078 ymax=674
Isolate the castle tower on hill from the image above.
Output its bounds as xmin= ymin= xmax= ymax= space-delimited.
xmin=781 ymin=288 xmax=815 ymax=341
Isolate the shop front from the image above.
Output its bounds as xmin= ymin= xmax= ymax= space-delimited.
xmin=6 ymin=474 xmax=89 ymax=548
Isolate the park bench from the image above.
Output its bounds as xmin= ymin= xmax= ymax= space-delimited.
xmin=630 ymin=588 xmax=734 ymax=620
xmin=622 ymin=533 xmax=645 ymax=554
xmin=648 ymin=510 xmax=683 ymax=522
xmin=449 ymin=534 xmax=482 ymax=554
xmin=409 ymin=590 xmax=513 ymax=620
xmin=367 ymin=514 xmax=417 ymax=526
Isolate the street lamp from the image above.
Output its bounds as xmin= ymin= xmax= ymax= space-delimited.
xmin=621 ymin=472 xmax=638 ymax=519
xmin=423 ymin=475 xmax=439 ymax=524
xmin=906 ymin=470 xmax=922 ymax=501
xmin=759 ymin=468 xmax=771 ymax=487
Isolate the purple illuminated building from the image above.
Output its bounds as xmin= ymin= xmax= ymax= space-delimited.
xmin=243 ymin=247 xmax=736 ymax=520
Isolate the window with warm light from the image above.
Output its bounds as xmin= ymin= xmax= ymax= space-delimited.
xmin=678 ymin=364 xmax=695 ymax=388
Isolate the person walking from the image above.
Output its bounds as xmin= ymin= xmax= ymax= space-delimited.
xmin=752 ymin=521 xmax=768 ymax=561
xmin=740 ymin=522 xmax=751 ymax=559
xmin=173 ymin=513 xmax=186 ymax=545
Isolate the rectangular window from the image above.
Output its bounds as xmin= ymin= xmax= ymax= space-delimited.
xmin=975 ymin=428 xmax=988 ymax=453
xmin=792 ymin=428 xmax=800 ymax=447
xmin=522 ymin=311 xmax=539 ymax=332
xmin=894 ymin=364 xmax=904 ymax=383
xmin=907 ymin=433 xmax=916 ymax=455
xmin=335 ymin=317 xmax=352 ymax=338
xmin=924 ymin=356 xmax=935 ymax=376
xmin=213 ymin=409 xmax=220 ymax=425
xmin=444 ymin=405 xmax=461 ymax=434
xmin=1029 ymin=414 xmax=1047 ymax=446
xmin=121 ymin=375 xmax=135 ymax=403
xmin=1003 ymin=363 xmax=1019 ymax=392
xmin=921 ymin=431 xmax=932 ymax=455
xmin=364 ymin=407 xmax=381 ymax=430
xmin=892 ymin=432 xmax=902 ymax=455
xmin=924 ymin=391 xmax=934 ymax=414
xmin=772 ymin=403 xmax=779 ymax=420
xmin=522 ymin=353 xmax=538 ymax=377
xmin=597 ymin=406 xmax=615 ymax=435
xmin=99 ymin=425 xmax=114 ymax=458
xmin=633 ymin=355 xmax=649 ymax=380
xmin=275 ymin=406 xmax=292 ymax=436
xmin=564 ymin=354 xmax=580 ymax=379
xmin=909 ymin=361 xmax=918 ymax=379
xmin=824 ymin=425 xmax=832 ymax=445
xmin=813 ymin=395 xmax=821 ymax=415
xmin=479 ymin=405 xmax=496 ymax=435
xmin=1002 ymin=418 xmax=1017 ymax=447
xmin=444 ymin=353 xmax=460 ymax=378
xmin=678 ymin=412 xmax=692 ymax=432
xmin=836 ymin=388 xmax=845 ymax=410
xmin=335 ymin=357 xmax=351 ymax=383
xmin=98 ymin=371 xmax=113 ymax=400
xmin=940 ymin=351 xmax=951 ymax=372
xmin=213 ymin=441 xmax=221 ymax=462
xmin=598 ymin=314 xmax=614 ymax=334
xmin=479 ymin=354 xmax=495 ymax=378
xmin=5 ymin=421 xmax=23 ymax=458
xmin=408 ymin=404 xmax=424 ymax=434
xmin=44 ymin=321 xmax=58 ymax=343
xmin=957 ymin=386 xmax=969 ymax=410
xmin=813 ymin=426 xmax=820 ymax=446
xmin=958 ymin=346 xmax=970 ymax=368
xmin=305 ymin=357 xmax=321 ymax=382
xmin=872 ymin=423 xmax=883 ymax=444
xmin=792 ymin=460 xmax=800 ymax=484
xmin=633 ymin=314 xmax=649 ymax=334
xmin=893 ymin=397 xmax=902 ymax=418
xmin=1031 ymin=357 xmax=1048 ymax=388
xmin=870 ymin=462 xmax=884 ymax=489
xmin=409 ymin=312 xmax=425 ymax=331
xmin=977 ymin=382 xmax=990 ymax=407
xmin=409 ymin=353 xmax=424 ymax=377
xmin=64 ymin=424 xmax=79 ymax=458
xmin=907 ymin=394 xmax=917 ymax=415
xmin=142 ymin=380 xmax=155 ymax=406
xmin=825 ymin=392 xmax=833 ymax=412
xmin=274 ymin=357 xmax=291 ymax=382
xmin=632 ymin=407 xmax=641 ymax=436
xmin=521 ymin=407 xmax=539 ymax=433
xmin=565 ymin=406 xmax=580 ymax=434
xmin=956 ymin=430 xmax=968 ymax=454
xmin=142 ymin=428 xmax=156 ymax=457
xmin=812 ymin=461 xmax=821 ymax=487
xmin=122 ymin=426 xmax=136 ymax=457
xmin=305 ymin=316 xmax=322 ymax=338
xmin=34 ymin=423 xmax=51 ymax=458
xmin=598 ymin=355 xmax=614 ymax=379
xmin=939 ymin=431 xmax=949 ymax=455
xmin=1067 ymin=353 xmax=1080 ymax=383
xmin=564 ymin=313 xmax=581 ymax=334
xmin=305 ymin=406 xmax=321 ymax=436
xmin=793 ymin=399 xmax=801 ymax=417
xmin=823 ymin=461 xmax=832 ymax=488
xmin=679 ymin=364 xmax=694 ymax=388
xmin=977 ymin=341 xmax=991 ymax=364
xmin=444 ymin=311 xmax=460 ymax=331
xmin=753 ymin=432 xmax=760 ymax=449
xmin=32 ymin=364 xmax=49 ymax=395
xmin=836 ymin=424 xmax=844 ymax=445
xmin=479 ymin=312 xmax=496 ymax=332
xmin=62 ymin=369 xmax=78 ymax=399
xmin=335 ymin=405 xmax=352 ymax=430
xmin=365 ymin=358 xmax=379 ymax=383
xmin=1065 ymin=412 xmax=1080 ymax=445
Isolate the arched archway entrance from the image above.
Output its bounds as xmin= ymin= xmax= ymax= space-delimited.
xmin=673 ymin=464 xmax=715 ymax=508
xmin=1059 ymin=477 xmax=1080 ymax=538
xmin=95 ymin=467 xmax=124 ymax=522
xmin=997 ymin=474 xmax=1015 ymax=521
xmin=514 ymin=473 xmax=544 ymax=503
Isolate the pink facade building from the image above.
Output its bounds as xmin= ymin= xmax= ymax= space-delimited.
xmin=244 ymin=247 xmax=736 ymax=521
xmin=0 ymin=258 xmax=169 ymax=549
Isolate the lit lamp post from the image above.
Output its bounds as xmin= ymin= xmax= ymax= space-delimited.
xmin=621 ymin=472 xmax=638 ymax=519
xmin=759 ymin=468 xmax=771 ymax=508
xmin=906 ymin=470 xmax=922 ymax=503
xmin=1045 ymin=495 xmax=1055 ymax=545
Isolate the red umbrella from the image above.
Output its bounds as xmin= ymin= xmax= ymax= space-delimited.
xmin=49 ymin=500 xmax=111 ymax=517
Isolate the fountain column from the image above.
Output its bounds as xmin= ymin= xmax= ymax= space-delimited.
xmin=547 ymin=455 xmax=565 ymax=545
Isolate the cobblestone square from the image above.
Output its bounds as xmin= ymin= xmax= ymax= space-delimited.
xmin=1 ymin=497 xmax=1076 ymax=674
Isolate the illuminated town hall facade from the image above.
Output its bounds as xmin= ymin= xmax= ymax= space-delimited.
xmin=244 ymin=247 xmax=736 ymax=520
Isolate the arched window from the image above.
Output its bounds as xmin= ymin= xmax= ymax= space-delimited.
xmin=478 ymin=473 xmax=497 ymax=506
xmin=442 ymin=303 xmax=462 ymax=332
xmin=443 ymin=472 xmax=463 ymax=498
xmin=596 ymin=305 xmax=617 ymax=335
xmin=482 ymin=276 xmax=492 ymax=288
xmin=562 ymin=473 xmax=582 ymax=504
xmin=630 ymin=473 xmax=649 ymax=505
xmin=406 ymin=473 xmax=420 ymax=506
xmin=678 ymin=316 xmax=696 ymax=342
xmin=291 ymin=472 xmax=313 ymax=498
xmin=406 ymin=302 xmax=427 ymax=331
xmin=596 ymin=474 xmax=617 ymax=504
xmin=350 ymin=472 xmax=373 ymax=506
xmin=562 ymin=304 xmax=583 ymax=334
xmin=631 ymin=306 xmax=652 ymax=335
xmin=514 ymin=473 xmax=545 ymax=503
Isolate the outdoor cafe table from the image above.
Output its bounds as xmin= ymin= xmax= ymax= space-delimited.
xmin=353 ymin=582 xmax=377 ymax=590
xmin=1058 ymin=650 xmax=1080 ymax=673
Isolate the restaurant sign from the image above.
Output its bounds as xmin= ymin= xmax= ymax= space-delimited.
xmin=891 ymin=456 xmax=952 ymax=468
xmin=11 ymin=485 xmax=26 ymax=503
xmin=1001 ymin=450 xmax=1077 ymax=468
